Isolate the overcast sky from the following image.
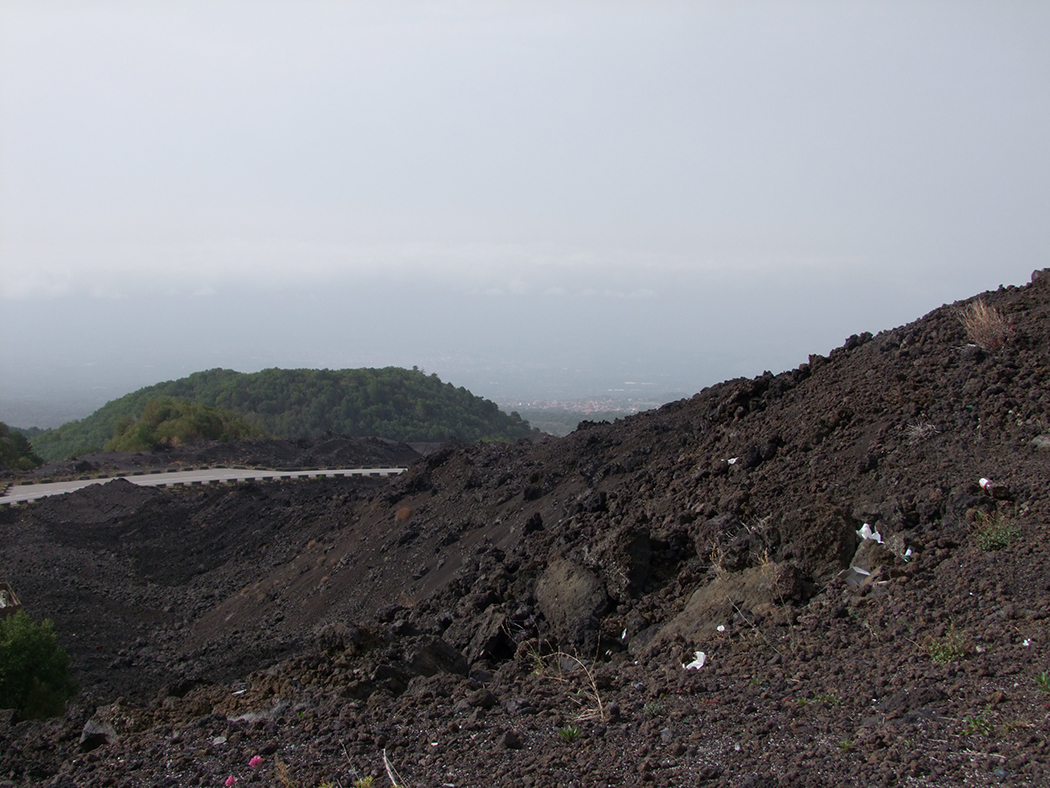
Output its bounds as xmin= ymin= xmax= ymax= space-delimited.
xmin=2 ymin=1 xmax=1048 ymax=426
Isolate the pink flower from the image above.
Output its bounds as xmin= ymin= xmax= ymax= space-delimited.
xmin=249 ymin=756 xmax=263 ymax=768
xmin=225 ymin=777 xmax=238 ymax=787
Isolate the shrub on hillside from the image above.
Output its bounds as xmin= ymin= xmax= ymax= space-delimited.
xmin=0 ymin=610 xmax=77 ymax=719
xmin=104 ymin=397 xmax=265 ymax=452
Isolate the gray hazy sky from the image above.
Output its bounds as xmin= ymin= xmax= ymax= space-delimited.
xmin=2 ymin=1 xmax=1048 ymax=426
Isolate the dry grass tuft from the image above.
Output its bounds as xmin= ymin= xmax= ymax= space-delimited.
xmin=905 ymin=420 xmax=940 ymax=444
xmin=382 ymin=749 xmax=409 ymax=788
xmin=528 ymin=647 xmax=607 ymax=722
xmin=959 ymin=298 xmax=1011 ymax=351
xmin=709 ymin=544 xmax=729 ymax=578
xmin=274 ymin=759 xmax=300 ymax=788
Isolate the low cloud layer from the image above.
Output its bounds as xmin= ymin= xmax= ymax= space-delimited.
xmin=2 ymin=2 xmax=1048 ymax=423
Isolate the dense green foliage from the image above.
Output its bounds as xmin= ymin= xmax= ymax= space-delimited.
xmin=0 ymin=611 xmax=77 ymax=720
xmin=30 ymin=367 xmax=535 ymax=462
xmin=0 ymin=422 xmax=43 ymax=471
xmin=105 ymin=397 xmax=266 ymax=452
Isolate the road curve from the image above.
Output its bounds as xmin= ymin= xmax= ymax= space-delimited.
xmin=0 ymin=466 xmax=406 ymax=506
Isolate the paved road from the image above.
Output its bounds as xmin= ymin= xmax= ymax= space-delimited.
xmin=0 ymin=466 xmax=406 ymax=505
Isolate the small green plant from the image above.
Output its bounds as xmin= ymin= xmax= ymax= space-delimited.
xmin=923 ymin=625 xmax=972 ymax=663
xmin=972 ymin=512 xmax=1020 ymax=552
xmin=838 ymin=739 xmax=855 ymax=753
xmin=0 ymin=610 xmax=77 ymax=719
xmin=642 ymin=700 xmax=664 ymax=717
xmin=352 ymin=777 xmax=375 ymax=788
xmin=1034 ymin=672 xmax=1050 ymax=694
xmin=558 ymin=724 xmax=582 ymax=743
xmin=959 ymin=298 xmax=1011 ymax=352
xmin=962 ymin=712 xmax=994 ymax=736
xmin=795 ymin=691 xmax=841 ymax=707
xmin=813 ymin=691 xmax=843 ymax=706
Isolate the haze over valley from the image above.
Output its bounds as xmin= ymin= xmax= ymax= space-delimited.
xmin=2 ymin=3 xmax=1047 ymax=428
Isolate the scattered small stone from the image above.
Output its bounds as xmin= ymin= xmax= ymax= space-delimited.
xmin=502 ymin=729 xmax=524 ymax=750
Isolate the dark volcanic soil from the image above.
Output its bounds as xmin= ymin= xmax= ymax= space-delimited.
xmin=2 ymin=275 xmax=1050 ymax=787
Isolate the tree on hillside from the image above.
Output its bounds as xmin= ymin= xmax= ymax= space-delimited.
xmin=0 ymin=610 xmax=77 ymax=720
xmin=0 ymin=423 xmax=43 ymax=471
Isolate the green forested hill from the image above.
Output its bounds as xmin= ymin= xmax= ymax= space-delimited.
xmin=29 ymin=368 xmax=536 ymax=462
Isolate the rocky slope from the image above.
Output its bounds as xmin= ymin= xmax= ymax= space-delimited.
xmin=1 ymin=273 xmax=1049 ymax=787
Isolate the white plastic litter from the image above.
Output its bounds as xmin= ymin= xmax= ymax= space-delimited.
xmin=683 ymin=651 xmax=707 ymax=670
xmin=726 ymin=457 xmax=739 ymax=465
xmin=841 ymin=566 xmax=871 ymax=588
xmin=979 ymin=477 xmax=992 ymax=490
xmin=716 ymin=625 xmax=726 ymax=633
xmin=856 ymin=523 xmax=883 ymax=543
